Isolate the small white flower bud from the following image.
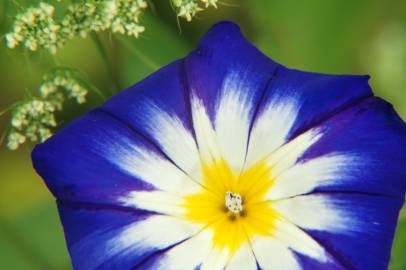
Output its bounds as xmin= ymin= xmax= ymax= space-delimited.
xmin=5 ymin=33 xmax=19 ymax=48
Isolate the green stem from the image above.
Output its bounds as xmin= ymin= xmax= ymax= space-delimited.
xmin=0 ymin=100 xmax=24 ymax=117
xmin=115 ymin=35 xmax=160 ymax=71
xmin=23 ymin=50 xmax=34 ymax=97
xmin=0 ymin=126 xmax=8 ymax=146
xmin=218 ymin=1 xmax=240 ymax=7
xmin=146 ymin=0 xmax=157 ymax=15
xmin=1 ymin=1 xmax=9 ymax=33
xmin=91 ymin=33 xmax=120 ymax=93
xmin=88 ymin=84 xmax=107 ymax=100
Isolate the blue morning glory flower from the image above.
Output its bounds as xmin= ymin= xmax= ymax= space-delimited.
xmin=32 ymin=21 xmax=406 ymax=270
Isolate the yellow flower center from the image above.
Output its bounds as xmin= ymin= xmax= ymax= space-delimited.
xmin=182 ymin=159 xmax=280 ymax=254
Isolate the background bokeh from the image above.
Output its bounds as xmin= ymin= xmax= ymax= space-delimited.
xmin=1 ymin=0 xmax=406 ymax=269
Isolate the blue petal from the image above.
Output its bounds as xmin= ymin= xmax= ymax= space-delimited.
xmin=183 ymin=22 xmax=280 ymax=170
xmin=103 ymin=22 xmax=281 ymax=172
xmin=293 ymin=254 xmax=344 ymax=270
xmin=268 ymin=66 xmax=372 ymax=139
xmin=58 ymin=202 xmax=195 ymax=270
xmin=101 ymin=60 xmax=199 ymax=176
xmin=300 ymin=97 xmax=406 ymax=196
xmin=58 ymin=202 xmax=151 ymax=269
xmin=302 ymin=194 xmax=403 ymax=270
xmin=32 ymin=109 xmax=175 ymax=205
xmin=185 ymin=21 xmax=278 ymax=117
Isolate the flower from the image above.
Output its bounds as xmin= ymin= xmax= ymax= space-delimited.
xmin=5 ymin=2 xmax=63 ymax=54
xmin=40 ymin=68 xmax=90 ymax=108
xmin=172 ymin=0 xmax=218 ymax=21
xmin=6 ymin=1 xmax=147 ymax=54
xmin=173 ymin=0 xmax=202 ymax=21
xmin=6 ymin=68 xmax=93 ymax=150
xmin=8 ymin=99 xmax=56 ymax=150
xmin=110 ymin=0 xmax=147 ymax=37
xmin=32 ymin=21 xmax=406 ymax=269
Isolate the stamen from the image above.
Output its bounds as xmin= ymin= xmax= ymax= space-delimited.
xmin=225 ymin=191 xmax=243 ymax=214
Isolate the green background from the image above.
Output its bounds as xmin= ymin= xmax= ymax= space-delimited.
xmin=1 ymin=0 xmax=406 ymax=269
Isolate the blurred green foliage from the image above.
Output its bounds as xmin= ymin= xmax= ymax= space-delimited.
xmin=0 ymin=0 xmax=406 ymax=269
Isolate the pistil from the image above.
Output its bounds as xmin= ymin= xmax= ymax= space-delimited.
xmin=225 ymin=191 xmax=243 ymax=214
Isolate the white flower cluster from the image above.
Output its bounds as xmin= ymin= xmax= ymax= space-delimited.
xmin=111 ymin=0 xmax=147 ymax=37
xmin=200 ymin=0 xmax=218 ymax=8
xmin=62 ymin=1 xmax=116 ymax=39
xmin=5 ymin=3 xmax=62 ymax=54
xmin=6 ymin=68 xmax=90 ymax=150
xmin=40 ymin=68 xmax=89 ymax=109
xmin=5 ymin=1 xmax=148 ymax=54
xmin=7 ymin=99 xmax=56 ymax=150
xmin=172 ymin=0 xmax=218 ymax=21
